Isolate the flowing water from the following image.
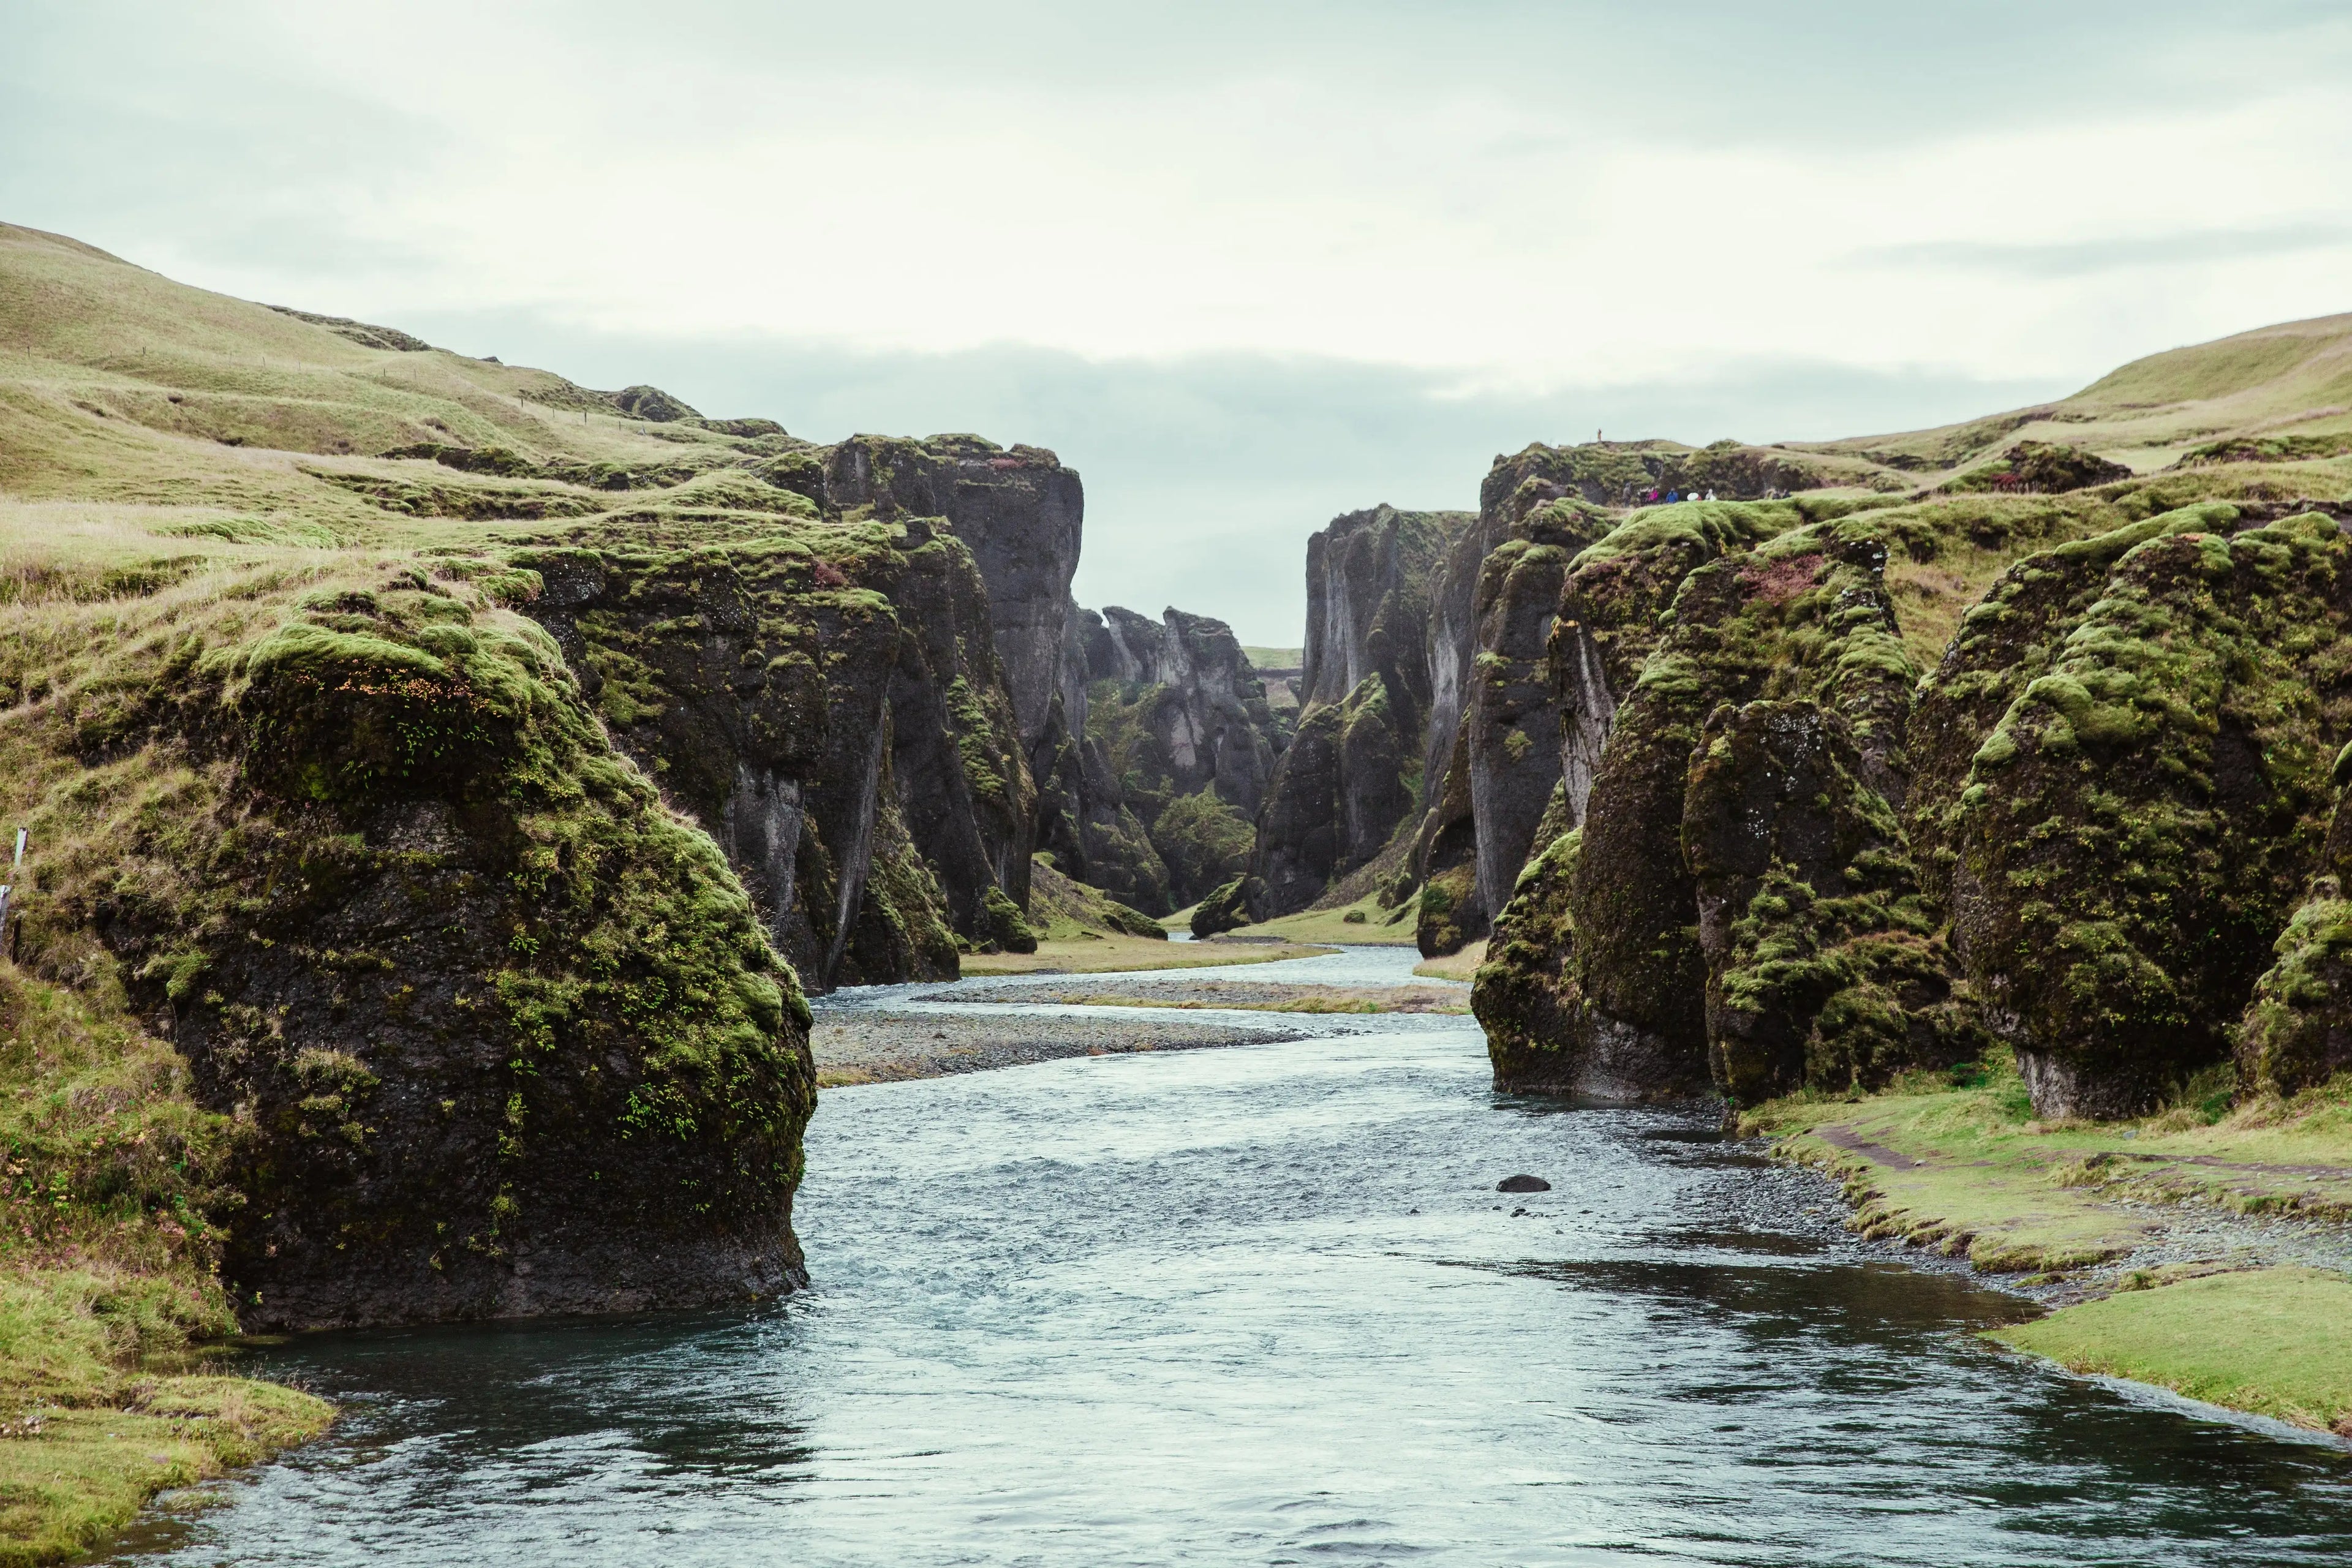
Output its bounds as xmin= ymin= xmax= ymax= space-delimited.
xmin=112 ymin=950 xmax=2352 ymax=1566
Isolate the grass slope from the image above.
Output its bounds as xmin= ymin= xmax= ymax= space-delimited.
xmin=1798 ymin=311 xmax=2352 ymax=483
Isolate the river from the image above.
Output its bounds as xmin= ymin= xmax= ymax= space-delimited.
xmin=109 ymin=949 xmax=2352 ymax=1565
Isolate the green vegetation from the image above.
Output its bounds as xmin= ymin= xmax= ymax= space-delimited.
xmin=0 ymin=963 xmax=332 ymax=1564
xmin=1745 ymin=1047 xmax=2352 ymax=1272
xmin=959 ymin=937 xmax=1334 ymax=976
xmin=1242 ymin=895 xmax=1417 ymax=947
xmin=1413 ymin=939 xmax=1485 ymax=981
xmin=1026 ymin=854 xmax=1166 ymax=942
xmin=1991 ymin=1268 xmax=2352 ymax=1437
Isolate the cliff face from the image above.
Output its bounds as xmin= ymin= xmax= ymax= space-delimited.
xmin=9 ymin=559 xmax=816 ymax=1329
xmin=1050 ymin=605 xmax=1286 ymax=910
xmin=516 ymin=505 xmax=1035 ymax=987
xmin=1250 ymin=505 xmax=1471 ymax=916
xmin=818 ymin=434 xmax=1083 ymax=758
xmin=1468 ymin=481 xmax=2352 ymax=1121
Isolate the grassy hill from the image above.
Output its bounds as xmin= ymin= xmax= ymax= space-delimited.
xmin=0 ymin=221 xmax=818 ymax=587
xmin=1796 ymin=312 xmax=2352 ymax=481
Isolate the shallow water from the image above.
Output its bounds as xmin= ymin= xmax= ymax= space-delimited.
xmin=114 ymin=986 xmax=2352 ymax=1566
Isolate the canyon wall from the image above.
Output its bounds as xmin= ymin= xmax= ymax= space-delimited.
xmin=1044 ymin=604 xmax=1287 ymax=911
xmin=1246 ymin=505 xmax=1471 ymax=916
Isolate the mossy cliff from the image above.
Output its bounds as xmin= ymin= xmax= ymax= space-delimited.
xmin=0 ymin=557 xmax=816 ymax=1329
xmin=1410 ymin=448 xmax=1616 ymax=957
xmin=510 ymin=516 xmax=1004 ymax=990
xmin=1054 ymin=606 xmax=1285 ymax=911
xmin=1945 ymin=507 xmax=2352 ymax=1115
xmin=1250 ymin=505 xmax=1469 ymax=918
xmin=1468 ymin=475 xmax=2352 ymax=1117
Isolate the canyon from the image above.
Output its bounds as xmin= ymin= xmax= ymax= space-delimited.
xmin=7 ymin=216 xmax=2352 ymax=1556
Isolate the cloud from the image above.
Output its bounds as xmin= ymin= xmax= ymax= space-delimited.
xmin=4 ymin=1 xmax=2349 ymax=640
xmin=1852 ymin=224 xmax=2352 ymax=279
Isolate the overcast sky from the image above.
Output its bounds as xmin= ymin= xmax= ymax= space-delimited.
xmin=6 ymin=1 xmax=2350 ymax=643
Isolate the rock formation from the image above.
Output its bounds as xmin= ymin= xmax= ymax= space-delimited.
xmin=17 ymin=562 xmax=815 ymax=1329
xmin=1036 ymin=604 xmax=1286 ymax=911
xmin=512 ymin=443 xmax=1066 ymax=987
xmin=1249 ymin=505 xmax=1471 ymax=916
xmin=1465 ymin=484 xmax=2352 ymax=1120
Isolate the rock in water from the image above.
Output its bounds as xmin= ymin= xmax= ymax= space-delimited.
xmin=1497 ymin=1174 xmax=1551 ymax=1193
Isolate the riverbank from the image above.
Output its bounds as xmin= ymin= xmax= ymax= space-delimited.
xmin=0 ymin=965 xmax=335 ymax=1563
xmin=1745 ymin=1047 xmax=2352 ymax=1439
xmin=809 ymin=1010 xmax=1307 ymax=1086
xmin=959 ymin=936 xmax=1336 ymax=976
xmin=933 ymin=979 xmax=1469 ymax=1015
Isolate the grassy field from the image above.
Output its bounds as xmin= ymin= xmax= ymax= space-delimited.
xmin=1243 ymin=895 xmax=1420 ymax=946
xmin=1746 ymin=1049 xmax=2352 ymax=1272
xmin=1412 ymin=940 xmax=1484 ymax=981
xmin=1795 ymin=311 xmax=2352 ymax=480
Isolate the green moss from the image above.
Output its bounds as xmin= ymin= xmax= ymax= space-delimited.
xmin=1951 ymin=512 xmax=2352 ymax=1110
xmin=1472 ymin=829 xmax=1589 ymax=1090
xmin=973 ymin=884 xmax=1038 ymax=955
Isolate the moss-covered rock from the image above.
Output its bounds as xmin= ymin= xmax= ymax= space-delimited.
xmin=7 ymin=562 xmax=815 ymax=1329
xmin=1683 ymin=699 xmax=1980 ymax=1106
xmin=1567 ymin=515 xmax=1915 ymax=1077
xmin=1945 ymin=440 xmax=2133 ymax=496
xmin=1191 ymin=875 xmax=1261 ymax=938
xmin=1951 ymin=511 xmax=2352 ymax=1115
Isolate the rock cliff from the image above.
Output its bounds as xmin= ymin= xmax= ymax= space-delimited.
xmin=8 ymin=558 xmax=815 ymax=1329
xmin=1469 ymin=486 xmax=2352 ymax=1119
xmin=1044 ymin=604 xmax=1286 ymax=911
xmin=1248 ymin=505 xmax=1471 ymax=916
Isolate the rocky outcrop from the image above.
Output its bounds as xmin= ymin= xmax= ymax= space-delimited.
xmin=1252 ymin=505 xmax=1469 ymax=916
xmin=1944 ymin=508 xmax=2352 ymax=1116
xmin=1947 ymin=439 xmax=2133 ymax=496
xmin=1683 ymin=699 xmax=1977 ymax=1105
xmin=820 ymin=434 xmax=1083 ymax=758
xmin=506 ymin=432 xmax=1082 ymax=987
xmin=19 ymin=563 xmax=815 ymax=1329
xmin=514 ymin=514 xmax=1032 ymax=987
xmin=1467 ymin=481 xmax=2352 ymax=1121
xmin=1476 ymin=508 xmax=1941 ymax=1101
xmin=2241 ymin=764 xmax=2352 ymax=1095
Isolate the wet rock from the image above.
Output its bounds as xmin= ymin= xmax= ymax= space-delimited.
xmin=1497 ymin=1174 xmax=1551 ymax=1193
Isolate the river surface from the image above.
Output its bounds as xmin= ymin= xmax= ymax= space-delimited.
xmin=113 ymin=948 xmax=2352 ymax=1565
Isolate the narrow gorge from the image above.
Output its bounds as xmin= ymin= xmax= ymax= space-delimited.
xmin=8 ymin=216 xmax=2352 ymax=1562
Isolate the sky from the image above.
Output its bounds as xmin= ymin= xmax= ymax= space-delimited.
xmin=5 ymin=1 xmax=2351 ymax=643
